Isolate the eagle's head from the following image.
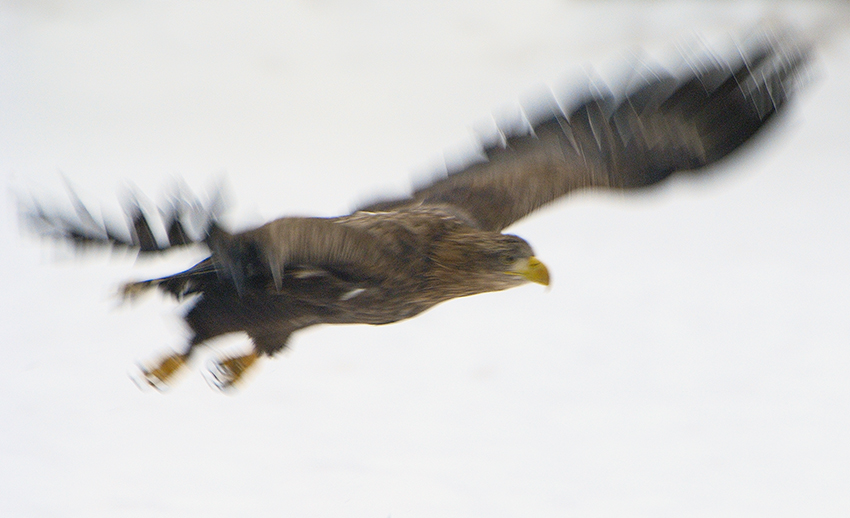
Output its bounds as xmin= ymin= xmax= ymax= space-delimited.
xmin=431 ymin=232 xmax=550 ymax=297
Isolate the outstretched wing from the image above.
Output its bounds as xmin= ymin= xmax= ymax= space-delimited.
xmin=21 ymin=181 xmax=396 ymax=298
xmin=20 ymin=181 xmax=226 ymax=254
xmin=206 ymin=217 xmax=399 ymax=295
xmin=358 ymin=31 xmax=810 ymax=232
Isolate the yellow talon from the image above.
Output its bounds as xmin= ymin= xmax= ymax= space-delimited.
xmin=210 ymin=351 xmax=259 ymax=389
xmin=140 ymin=352 xmax=189 ymax=389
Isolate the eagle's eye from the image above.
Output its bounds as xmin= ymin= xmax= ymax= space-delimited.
xmin=501 ymin=252 xmax=518 ymax=265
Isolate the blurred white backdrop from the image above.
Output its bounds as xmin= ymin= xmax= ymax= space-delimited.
xmin=2 ymin=1 xmax=850 ymax=517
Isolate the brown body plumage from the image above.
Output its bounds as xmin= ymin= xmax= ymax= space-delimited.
xmin=24 ymin=31 xmax=809 ymax=389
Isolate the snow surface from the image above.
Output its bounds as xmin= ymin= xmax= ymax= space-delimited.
xmin=2 ymin=1 xmax=850 ymax=517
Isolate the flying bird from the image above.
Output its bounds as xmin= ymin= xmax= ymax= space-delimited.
xmin=23 ymin=31 xmax=809 ymax=390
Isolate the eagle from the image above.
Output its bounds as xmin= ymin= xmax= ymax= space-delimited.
xmin=24 ymin=31 xmax=809 ymax=390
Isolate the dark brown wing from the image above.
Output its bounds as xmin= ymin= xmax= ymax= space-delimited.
xmin=22 ymin=181 xmax=397 ymax=299
xmin=20 ymin=181 xmax=226 ymax=254
xmin=358 ymin=32 xmax=810 ymax=232
xmin=207 ymin=217 xmax=399 ymax=295
xmin=122 ymin=217 xmax=400 ymax=299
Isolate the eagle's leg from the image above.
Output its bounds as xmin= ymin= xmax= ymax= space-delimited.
xmin=138 ymin=350 xmax=191 ymax=389
xmin=208 ymin=350 xmax=260 ymax=390
xmin=207 ymin=329 xmax=292 ymax=390
xmin=137 ymin=335 xmax=205 ymax=390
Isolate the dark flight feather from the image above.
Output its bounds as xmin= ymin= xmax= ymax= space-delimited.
xmin=360 ymin=33 xmax=808 ymax=231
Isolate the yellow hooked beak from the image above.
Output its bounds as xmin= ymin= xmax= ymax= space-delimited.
xmin=512 ymin=256 xmax=550 ymax=286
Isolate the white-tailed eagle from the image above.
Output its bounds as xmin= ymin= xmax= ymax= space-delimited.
xmin=24 ymin=31 xmax=809 ymax=390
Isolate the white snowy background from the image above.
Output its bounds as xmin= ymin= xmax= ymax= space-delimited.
xmin=2 ymin=1 xmax=850 ymax=516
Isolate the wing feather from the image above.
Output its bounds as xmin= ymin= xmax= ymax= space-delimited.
xmin=21 ymin=183 xmax=225 ymax=254
xmin=358 ymin=31 xmax=809 ymax=231
xmin=207 ymin=217 xmax=397 ymax=295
